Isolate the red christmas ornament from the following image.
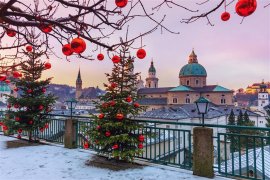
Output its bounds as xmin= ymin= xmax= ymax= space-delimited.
xmin=44 ymin=123 xmax=49 ymax=129
xmin=116 ymin=113 xmax=124 ymax=120
xmin=17 ymin=134 xmax=21 ymax=139
xmin=98 ymin=113 xmax=104 ymax=119
xmin=40 ymin=24 xmax=53 ymax=33
xmin=112 ymin=144 xmax=119 ymax=149
xmin=17 ymin=128 xmax=23 ymax=133
xmin=221 ymin=12 xmax=230 ymax=21
xmin=138 ymin=135 xmax=144 ymax=142
xmin=126 ymin=96 xmax=132 ymax=103
xmin=84 ymin=142 xmax=89 ymax=149
xmin=0 ymin=122 xmax=3 ymax=126
xmin=7 ymin=104 xmax=11 ymax=108
xmin=26 ymin=45 xmax=33 ymax=52
xmin=42 ymin=88 xmax=46 ymax=93
xmin=44 ymin=62 xmax=51 ymax=70
xmin=105 ymin=131 xmax=111 ymax=137
xmin=19 ymin=72 xmax=22 ymax=77
xmin=62 ymin=44 xmax=74 ymax=56
xmin=27 ymin=89 xmax=33 ymax=94
xmin=38 ymin=105 xmax=44 ymax=110
xmin=0 ymin=75 xmax=6 ymax=81
xmin=137 ymin=49 xmax=146 ymax=59
xmin=39 ymin=127 xmax=44 ymax=132
xmin=115 ymin=0 xmax=128 ymax=8
xmin=110 ymin=83 xmax=118 ymax=88
xmin=6 ymin=28 xmax=16 ymax=37
xmin=15 ymin=117 xmax=20 ymax=121
xmin=110 ymin=100 xmax=116 ymax=106
xmin=134 ymin=102 xmax=140 ymax=108
xmin=71 ymin=37 xmax=86 ymax=54
xmin=14 ymin=87 xmax=19 ymax=92
xmin=3 ymin=126 xmax=8 ymax=131
xmin=112 ymin=55 xmax=121 ymax=63
xmin=28 ymin=120 xmax=33 ymax=125
xmin=138 ymin=143 xmax=143 ymax=149
xmin=96 ymin=125 xmax=101 ymax=130
xmin=5 ymin=79 xmax=10 ymax=84
xmin=13 ymin=71 xmax=20 ymax=78
xmin=97 ymin=53 xmax=104 ymax=61
xmin=235 ymin=0 xmax=257 ymax=17
xmin=102 ymin=103 xmax=109 ymax=108
xmin=14 ymin=104 xmax=19 ymax=108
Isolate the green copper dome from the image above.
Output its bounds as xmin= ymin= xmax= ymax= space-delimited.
xmin=148 ymin=61 xmax=156 ymax=73
xmin=179 ymin=49 xmax=207 ymax=77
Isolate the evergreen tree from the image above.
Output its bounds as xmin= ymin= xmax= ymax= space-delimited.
xmin=3 ymin=50 xmax=56 ymax=141
xmin=85 ymin=43 xmax=145 ymax=162
xmin=227 ymin=109 xmax=235 ymax=133
xmin=243 ymin=111 xmax=250 ymax=124
xmin=237 ymin=109 xmax=244 ymax=126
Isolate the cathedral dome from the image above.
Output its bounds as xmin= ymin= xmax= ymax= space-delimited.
xmin=179 ymin=50 xmax=207 ymax=77
xmin=148 ymin=61 xmax=156 ymax=73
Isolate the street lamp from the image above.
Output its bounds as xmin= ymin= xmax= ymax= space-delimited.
xmin=195 ymin=97 xmax=210 ymax=127
xmin=66 ymin=98 xmax=78 ymax=119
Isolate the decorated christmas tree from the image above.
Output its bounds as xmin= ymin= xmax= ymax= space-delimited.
xmin=3 ymin=50 xmax=56 ymax=141
xmin=85 ymin=43 xmax=145 ymax=162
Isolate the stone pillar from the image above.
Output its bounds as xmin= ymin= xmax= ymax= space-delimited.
xmin=64 ymin=119 xmax=78 ymax=149
xmin=193 ymin=127 xmax=214 ymax=178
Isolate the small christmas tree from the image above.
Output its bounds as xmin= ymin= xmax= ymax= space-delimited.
xmin=3 ymin=50 xmax=56 ymax=141
xmin=227 ymin=109 xmax=235 ymax=133
xmin=86 ymin=43 xmax=145 ymax=162
xmin=237 ymin=109 xmax=244 ymax=126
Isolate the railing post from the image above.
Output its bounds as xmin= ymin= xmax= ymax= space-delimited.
xmin=64 ymin=119 xmax=78 ymax=149
xmin=193 ymin=127 xmax=214 ymax=178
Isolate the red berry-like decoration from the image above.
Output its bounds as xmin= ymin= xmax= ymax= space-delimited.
xmin=116 ymin=113 xmax=124 ymax=120
xmin=14 ymin=104 xmax=19 ymax=108
xmin=97 ymin=53 xmax=104 ymax=61
xmin=44 ymin=123 xmax=49 ymax=129
xmin=71 ymin=37 xmax=86 ymax=54
xmin=102 ymin=103 xmax=108 ymax=108
xmin=42 ymin=88 xmax=46 ymax=93
xmin=39 ymin=127 xmax=44 ymax=132
xmin=14 ymin=87 xmax=19 ymax=92
xmin=15 ymin=117 xmax=20 ymax=121
xmin=13 ymin=71 xmax=20 ymax=78
xmin=6 ymin=28 xmax=16 ymax=37
xmin=110 ymin=100 xmax=116 ymax=106
xmin=84 ymin=142 xmax=89 ymax=149
xmin=62 ymin=44 xmax=74 ymax=56
xmin=96 ymin=125 xmax=101 ymax=130
xmin=3 ymin=126 xmax=8 ymax=131
xmin=126 ymin=96 xmax=132 ymax=103
xmin=17 ymin=134 xmax=21 ymax=139
xmin=136 ymin=49 xmax=146 ymax=59
xmin=112 ymin=144 xmax=119 ymax=149
xmin=26 ymin=45 xmax=33 ymax=52
xmin=112 ymin=55 xmax=121 ymax=63
xmin=221 ymin=12 xmax=230 ymax=21
xmin=115 ymin=0 xmax=128 ymax=8
xmin=0 ymin=75 xmax=6 ymax=81
xmin=138 ymin=143 xmax=143 ymax=149
xmin=27 ymin=89 xmax=32 ymax=94
xmin=98 ymin=113 xmax=104 ymax=119
xmin=105 ymin=131 xmax=111 ymax=137
xmin=40 ymin=24 xmax=53 ymax=33
xmin=28 ymin=120 xmax=33 ymax=125
xmin=5 ymin=79 xmax=10 ymax=84
xmin=235 ymin=0 xmax=257 ymax=17
xmin=138 ymin=135 xmax=144 ymax=142
xmin=44 ymin=62 xmax=51 ymax=70
xmin=134 ymin=102 xmax=140 ymax=108
xmin=7 ymin=104 xmax=11 ymax=108
xmin=17 ymin=128 xmax=23 ymax=133
xmin=38 ymin=105 xmax=44 ymax=110
xmin=110 ymin=83 xmax=118 ymax=88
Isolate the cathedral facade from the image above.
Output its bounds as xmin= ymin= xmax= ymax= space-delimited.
xmin=138 ymin=50 xmax=234 ymax=110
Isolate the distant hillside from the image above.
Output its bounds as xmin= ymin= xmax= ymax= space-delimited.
xmin=47 ymin=84 xmax=75 ymax=102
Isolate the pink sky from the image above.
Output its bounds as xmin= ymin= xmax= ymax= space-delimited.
xmin=2 ymin=1 xmax=270 ymax=90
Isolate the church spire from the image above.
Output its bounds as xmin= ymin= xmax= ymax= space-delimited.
xmin=76 ymin=68 xmax=82 ymax=83
xmin=188 ymin=48 xmax=198 ymax=64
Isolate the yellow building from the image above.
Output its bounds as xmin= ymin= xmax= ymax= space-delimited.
xmin=245 ymin=82 xmax=270 ymax=94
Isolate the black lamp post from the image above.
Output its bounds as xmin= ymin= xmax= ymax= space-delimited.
xmin=66 ymin=98 xmax=78 ymax=119
xmin=195 ymin=97 xmax=210 ymax=127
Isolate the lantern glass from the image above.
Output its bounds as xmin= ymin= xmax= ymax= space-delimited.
xmin=66 ymin=98 xmax=78 ymax=109
xmin=195 ymin=97 xmax=210 ymax=114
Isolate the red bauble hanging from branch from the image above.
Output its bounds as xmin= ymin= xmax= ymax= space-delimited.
xmin=40 ymin=24 xmax=53 ymax=33
xmin=44 ymin=62 xmax=51 ymax=69
xmin=235 ymin=0 xmax=257 ymax=17
xmin=137 ymin=49 xmax=146 ymax=59
xmin=221 ymin=12 xmax=230 ymax=21
xmin=13 ymin=71 xmax=20 ymax=78
xmin=112 ymin=55 xmax=121 ymax=63
xmin=6 ymin=28 xmax=16 ymax=37
xmin=26 ymin=45 xmax=33 ymax=52
xmin=71 ymin=38 xmax=86 ymax=54
xmin=0 ymin=75 xmax=6 ymax=81
xmin=62 ymin=44 xmax=73 ymax=56
xmin=97 ymin=53 xmax=104 ymax=61
xmin=115 ymin=0 xmax=128 ymax=8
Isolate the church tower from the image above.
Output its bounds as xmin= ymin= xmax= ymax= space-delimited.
xmin=75 ymin=68 xmax=82 ymax=99
xmin=258 ymin=80 xmax=269 ymax=112
xmin=145 ymin=61 xmax=159 ymax=88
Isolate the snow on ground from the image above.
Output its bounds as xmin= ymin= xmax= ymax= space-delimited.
xmin=0 ymin=135 xmax=229 ymax=180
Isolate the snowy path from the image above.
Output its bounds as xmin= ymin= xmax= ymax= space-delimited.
xmin=0 ymin=135 xmax=229 ymax=180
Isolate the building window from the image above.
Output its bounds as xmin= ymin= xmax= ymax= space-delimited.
xmin=173 ymin=98 xmax=178 ymax=103
xmin=148 ymin=83 xmax=151 ymax=88
xmin=186 ymin=98 xmax=190 ymax=104
xmin=186 ymin=94 xmax=189 ymax=96
xmin=186 ymin=80 xmax=190 ymax=86
xmin=196 ymin=80 xmax=199 ymax=85
xmin=221 ymin=99 xmax=226 ymax=104
xmin=155 ymin=83 xmax=157 ymax=88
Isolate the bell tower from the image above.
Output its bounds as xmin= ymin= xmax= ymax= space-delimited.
xmin=75 ymin=68 xmax=82 ymax=99
xmin=145 ymin=60 xmax=159 ymax=88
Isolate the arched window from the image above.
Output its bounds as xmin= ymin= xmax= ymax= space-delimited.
xmin=186 ymin=98 xmax=190 ymax=104
xmin=221 ymin=99 xmax=226 ymax=104
xmin=196 ymin=79 xmax=199 ymax=85
xmin=148 ymin=83 xmax=151 ymax=88
xmin=186 ymin=80 xmax=190 ymax=86
xmin=173 ymin=98 xmax=178 ymax=103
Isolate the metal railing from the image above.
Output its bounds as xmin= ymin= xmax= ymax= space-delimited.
xmin=1 ymin=113 xmax=270 ymax=180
